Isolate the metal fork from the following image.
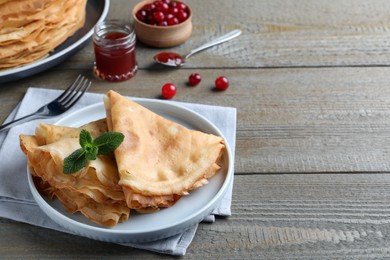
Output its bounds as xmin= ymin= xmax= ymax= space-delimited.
xmin=0 ymin=75 xmax=91 ymax=133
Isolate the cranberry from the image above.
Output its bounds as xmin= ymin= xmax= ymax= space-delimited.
xmin=165 ymin=13 xmax=174 ymax=20
xmin=146 ymin=12 xmax=155 ymax=23
xmin=188 ymin=73 xmax=201 ymax=86
xmin=177 ymin=10 xmax=188 ymax=22
xmin=142 ymin=3 xmax=156 ymax=12
xmin=136 ymin=9 xmax=147 ymax=22
xmin=168 ymin=6 xmax=179 ymax=15
xmin=176 ymin=2 xmax=187 ymax=11
xmin=155 ymin=1 xmax=169 ymax=12
xmin=215 ymin=76 xmax=229 ymax=90
xmin=161 ymin=83 xmax=177 ymax=99
xmin=169 ymin=2 xmax=177 ymax=8
xmin=153 ymin=11 xmax=165 ymax=22
xmin=158 ymin=20 xmax=168 ymax=26
xmin=167 ymin=16 xmax=179 ymax=25
xmin=137 ymin=0 xmax=189 ymax=27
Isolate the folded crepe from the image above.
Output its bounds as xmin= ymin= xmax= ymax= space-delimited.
xmin=19 ymin=90 xmax=226 ymax=226
xmin=103 ymin=90 xmax=225 ymax=210
xmin=20 ymin=119 xmax=130 ymax=227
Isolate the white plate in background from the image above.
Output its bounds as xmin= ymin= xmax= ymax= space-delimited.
xmin=0 ymin=0 xmax=110 ymax=83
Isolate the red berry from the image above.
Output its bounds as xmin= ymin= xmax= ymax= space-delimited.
xmin=139 ymin=0 xmax=189 ymax=26
xmin=188 ymin=73 xmax=201 ymax=86
xmin=142 ymin=3 xmax=156 ymax=12
xmin=153 ymin=11 xmax=165 ymax=22
xmin=158 ymin=20 xmax=168 ymax=26
xmin=176 ymin=2 xmax=187 ymax=11
xmin=215 ymin=76 xmax=229 ymax=90
xmin=155 ymin=1 xmax=169 ymax=13
xmin=168 ymin=6 xmax=179 ymax=15
xmin=139 ymin=1 xmax=190 ymax=26
xmin=136 ymin=9 xmax=147 ymax=22
xmin=146 ymin=12 xmax=155 ymax=24
xmin=167 ymin=16 xmax=179 ymax=25
xmin=161 ymin=83 xmax=177 ymax=99
xmin=177 ymin=10 xmax=188 ymax=22
xmin=165 ymin=13 xmax=174 ymax=20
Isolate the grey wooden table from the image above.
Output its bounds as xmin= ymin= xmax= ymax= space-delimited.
xmin=2 ymin=0 xmax=390 ymax=258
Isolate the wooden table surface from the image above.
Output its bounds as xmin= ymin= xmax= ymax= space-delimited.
xmin=2 ymin=0 xmax=390 ymax=258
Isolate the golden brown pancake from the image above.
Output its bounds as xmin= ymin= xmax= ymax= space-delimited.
xmin=20 ymin=120 xmax=129 ymax=227
xmin=0 ymin=0 xmax=86 ymax=69
xmin=19 ymin=90 xmax=226 ymax=225
xmin=103 ymin=90 xmax=225 ymax=210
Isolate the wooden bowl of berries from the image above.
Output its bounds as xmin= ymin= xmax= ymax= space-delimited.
xmin=133 ymin=0 xmax=192 ymax=48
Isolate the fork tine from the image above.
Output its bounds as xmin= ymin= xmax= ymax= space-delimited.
xmin=57 ymin=76 xmax=85 ymax=106
xmin=62 ymin=77 xmax=91 ymax=109
xmin=55 ymin=74 xmax=83 ymax=102
xmin=59 ymin=75 xmax=87 ymax=105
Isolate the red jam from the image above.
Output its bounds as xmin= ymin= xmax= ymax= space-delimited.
xmin=153 ymin=52 xmax=184 ymax=66
xmin=93 ymin=21 xmax=137 ymax=82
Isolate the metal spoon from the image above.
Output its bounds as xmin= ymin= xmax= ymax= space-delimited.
xmin=153 ymin=29 xmax=242 ymax=67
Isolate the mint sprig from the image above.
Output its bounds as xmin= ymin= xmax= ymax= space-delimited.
xmin=63 ymin=129 xmax=124 ymax=174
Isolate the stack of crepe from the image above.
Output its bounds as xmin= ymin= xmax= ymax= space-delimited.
xmin=20 ymin=119 xmax=130 ymax=227
xmin=20 ymin=91 xmax=225 ymax=227
xmin=0 ymin=0 xmax=86 ymax=69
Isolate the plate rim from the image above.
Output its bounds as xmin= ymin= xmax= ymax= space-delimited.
xmin=27 ymin=98 xmax=234 ymax=242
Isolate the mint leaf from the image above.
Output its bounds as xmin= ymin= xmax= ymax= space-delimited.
xmin=94 ymin=132 xmax=124 ymax=155
xmin=63 ymin=130 xmax=124 ymax=174
xmin=79 ymin=129 xmax=93 ymax=148
xmin=63 ymin=148 xmax=87 ymax=174
xmin=85 ymin=144 xmax=98 ymax=161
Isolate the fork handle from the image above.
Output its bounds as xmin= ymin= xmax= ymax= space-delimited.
xmin=0 ymin=113 xmax=44 ymax=133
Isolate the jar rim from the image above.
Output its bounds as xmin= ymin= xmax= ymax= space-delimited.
xmin=94 ymin=20 xmax=135 ymax=46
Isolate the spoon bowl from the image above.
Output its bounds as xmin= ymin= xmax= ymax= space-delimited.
xmin=153 ymin=29 xmax=242 ymax=67
xmin=153 ymin=52 xmax=186 ymax=67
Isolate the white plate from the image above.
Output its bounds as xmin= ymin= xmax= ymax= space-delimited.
xmin=27 ymin=98 xmax=233 ymax=242
xmin=0 ymin=0 xmax=110 ymax=83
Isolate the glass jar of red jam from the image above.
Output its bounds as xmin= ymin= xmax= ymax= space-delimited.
xmin=93 ymin=20 xmax=137 ymax=82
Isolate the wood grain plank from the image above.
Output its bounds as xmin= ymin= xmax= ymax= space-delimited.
xmin=189 ymin=173 xmax=390 ymax=258
xmin=3 ymin=0 xmax=390 ymax=258
xmin=186 ymin=0 xmax=390 ymax=67
xmin=58 ymin=0 xmax=390 ymax=69
xmin=2 ymin=174 xmax=390 ymax=258
xmin=3 ymin=67 xmax=390 ymax=174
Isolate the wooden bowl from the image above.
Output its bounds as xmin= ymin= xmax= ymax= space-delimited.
xmin=132 ymin=0 xmax=192 ymax=48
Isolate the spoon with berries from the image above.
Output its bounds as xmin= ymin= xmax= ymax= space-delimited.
xmin=153 ymin=29 xmax=242 ymax=67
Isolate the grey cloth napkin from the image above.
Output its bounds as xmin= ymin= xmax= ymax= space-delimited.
xmin=0 ymin=87 xmax=236 ymax=256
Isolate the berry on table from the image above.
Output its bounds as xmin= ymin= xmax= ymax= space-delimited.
xmin=188 ymin=73 xmax=201 ymax=86
xmin=161 ymin=83 xmax=177 ymax=99
xmin=215 ymin=76 xmax=229 ymax=90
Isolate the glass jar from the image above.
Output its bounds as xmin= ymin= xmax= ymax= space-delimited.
xmin=93 ymin=20 xmax=137 ymax=82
